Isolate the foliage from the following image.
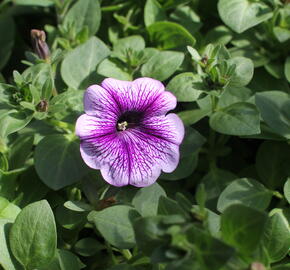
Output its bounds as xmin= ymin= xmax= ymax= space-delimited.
xmin=0 ymin=0 xmax=289 ymax=269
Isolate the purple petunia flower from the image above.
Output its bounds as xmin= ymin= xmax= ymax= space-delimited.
xmin=75 ymin=77 xmax=184 ymax=187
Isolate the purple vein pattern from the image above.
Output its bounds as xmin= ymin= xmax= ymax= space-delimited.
xmin=75 ymin=77 xmax=185 ymax=187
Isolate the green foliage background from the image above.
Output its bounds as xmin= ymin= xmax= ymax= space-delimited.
xmin=0 ymin=0 xmax=289 ymax=269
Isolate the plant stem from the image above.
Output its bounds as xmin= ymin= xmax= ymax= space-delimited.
xmin=121 ymin=249 xmax=132 ymax=260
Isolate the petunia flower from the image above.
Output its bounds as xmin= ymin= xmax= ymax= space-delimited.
xmin=75 ymin=77 xmax=184 ymax=187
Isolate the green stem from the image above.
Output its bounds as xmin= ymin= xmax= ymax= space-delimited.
xmin=105 ymin=242 xmax=118 ymax=265
xmin=121 ymin=249 xmax=132 ymax=260
xmin=272 ymin=190 xmax=284 ymax=200
xmin=46 ymin=119 xmax=74 ymax=133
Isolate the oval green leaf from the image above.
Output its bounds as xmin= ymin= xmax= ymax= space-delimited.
xmin=92 ymin=205 xmax=140 ymax=249
xmin=35 ymin=135 xmax=89 ymax=190
xmin=9 ymin=200 xmax=57 ymax=270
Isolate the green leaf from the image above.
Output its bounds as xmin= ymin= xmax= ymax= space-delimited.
xmin=0 ymin=220 xmax=23 ymax=270
xmin=15 ymin=168 xmax=49 ymax=208
xmin=228 ymin=57 xmax=254 ymax=87
xmin=284 ymin=178 xmax=290 ymax=204
xmin=169 ymin=5 xmax=201 ymax=35
xmin=133 ymin=216 xmax=168 ymax=255
xmin=63 ymin=0 xmax=101 ymax=36
xmin=56 ymin=204 xmax=87 ymax=230
xmin=205 ymin=25 xmax=233 ymax=46
xmin=256 ymin=141 xmax=290 ymax=189
xmin=166 ymin=72 xmax=203 ymax=102
xmin=265 ymin=62 xmax=284 ymax=79
xmin=92 ymin=205 xmax=140 ymax=249
xmin=0 ymin=197 xmax=21 ymax=221
xmin=255 ymin=91 xmax=290 ymax=139
xmin=210 ymin=102 xmax=260 ymax=136
xmin=186 ymin=225 xmax=235 ymax=270
xmin=0 ymin=109 xmax=33 ymax=139
xmin=177 ymin=108 xmax=210 ymax=126
xmin=218 ymin=0 xmax=273 ymax=33
xmin=34 ymin=135 xmax=88 ymax=190
xmin=201 ymin=168 xmax=237 ymax=202
xmin=221 ymin=204 xmax=268 ymax=255
xmin=144 ymin=0 xmax=166 ymax=27
xmin=8 ymin=135 xmax=34 ymax=170
xmin=262 ymin=209 xmax=290 ymax=262
xmin=158 ymin=196 xmax=189 ymax=218
xmin=132 ymin=183 xmax=166 ymax=217
xmin=285 ymin=57 xmax=290 ymax=83
xmin=74 ymin=238 xmax=103 ymax=257
xmin=13 ymin=0 xmax=53 ymax=6
xmin=147 ymin=21 xmax=195 ymax=50
xmin=41 ymin=249 xmax=85 ymax=270
xmin=0 ymin=15 xmax=15 ymax=70
xmin=97 ymin=58 xmax=132 ymax=81
xmin=49 ymin=89 xmax=83 ymax=121
xmin=61 ymin=36 xmax=110 ymax=89
xmin=10 ymin=200 xmax=57 ymax=269
xmin=64 ymin=200 xmax=93 ymax=212
xmin=217 ymin=178 xmax=272 ymax=213
xmin=273 ymin=27 xmax=290 ymax=43
xmin=112 ymin=35 xmax=145 ymax=62
xmin=141 ymin=51 xmax=184 ymax=81
xmin=218 ymin=86 xmax=252 ymax=108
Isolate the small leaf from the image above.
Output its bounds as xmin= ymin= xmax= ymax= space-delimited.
xmin=112 ymin=35 xmax=145 ymax=62
xmin=61 ymin=37 xmax=110 ymax=89
xmin=74 ymin=238 xmax=103 ymax=257
xmin=9 ymin=200 xmax=57 ymax=269
xmin=0 ymin=197 xmax=21 ymax=221
xmin=262 ymin=209 xmax=290 ymax=262
xmin=0 ymin=109 xmax=33 ymax=139
xmin=63 ymin=0 xmax=101 ymax=36
xmin=97 ymin=58 xmax=132 ymax=81
xmin=132 ymin=183 xmax=166 ymax=217
xmin=34 ymin=135 xmax=88 ymax=190
xmin=92 ymin=205 xmax=140 ymax=249
xmin=221 ymin=204 xmax=268 ymax=255
xmin=210 ymin=102 xmax=260 ymax=135
xmin=144 ymin=0 xmax=166 ymax=27
xmin=0 ymin=220 xmax=23 ymax=270
xmin=255 ymin=91 xmax=290 ymax=139
xmin=178 ymin=108 xmax=210 ymax=126
xmin=147 ymin=21 xmax=195 ymax=50
xmin=166 ymin=72 xmax=203 ymax=102
xmin=186 ymin=225 xmax=235 ymax=270
xmin=141 ymin=51 xmax=184 ymax=81
xmin=284 ymin=178 xmax=290 ymax=204
xmin=217 ymin=178 xmax=272 ymax=213
xmin=228 ymin=57 xmax=254 ymax=87
xmin=218 ymin=0 xmax=273 ymax=33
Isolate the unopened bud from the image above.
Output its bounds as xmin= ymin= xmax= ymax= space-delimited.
xmin=31 ymin=29 xmax=50 ymax=60
xmin=250 ymin=262 xmax=266 ymax=270
xmin=36 ymin=100 xmax=48 ymax=112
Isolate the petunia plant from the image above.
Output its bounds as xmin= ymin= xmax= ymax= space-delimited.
xmin=0 ymin=0 xmax=289 ymax=270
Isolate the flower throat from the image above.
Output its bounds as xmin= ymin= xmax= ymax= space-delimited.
xmin=117 ymin=111 xmax=143 ymax=131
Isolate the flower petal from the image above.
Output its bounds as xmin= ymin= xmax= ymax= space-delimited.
xmin=101 ymin=77 xmax=176 ymax=116
xmin=84 ymin=84 xmax=120 ymax=120
xmin=75 ymin=114 xmax=115 ymax=139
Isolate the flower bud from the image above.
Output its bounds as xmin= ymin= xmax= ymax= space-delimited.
xmin=31 ymin=29 xmax=50 ymax=60
xmin=36 ymin=100 xmax=48 ymax=112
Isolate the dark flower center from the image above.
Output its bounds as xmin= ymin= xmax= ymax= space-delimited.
xmin=117 ymin=111 xmax=143 ymax=131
